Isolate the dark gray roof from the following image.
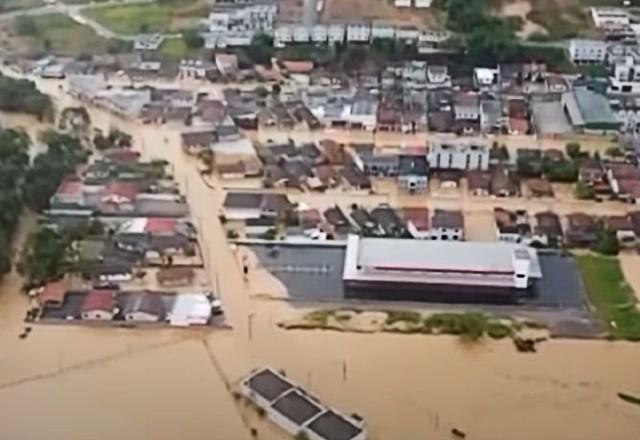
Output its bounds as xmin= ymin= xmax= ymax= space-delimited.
xmin=271 ymin=390 xmax=322 ymax=425
xmin=223 ymin=192 xmax=264 ymax=209
xmin=307 ymin=410 xmax=362 ymax=440
xmin=432 ymin=209 xmax=464 ymax=229
xmin=122 ymin=292 xmax=166 ymax=317
xmin=246 ymin=369 xmax=294 ymax=402
xmin=398 ymin=155 xmax=428 ymax=176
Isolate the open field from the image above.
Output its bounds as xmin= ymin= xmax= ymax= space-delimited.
xmin=0 ymin=0 xmax=43 ymax=12
xmin=577 ymin=254 xmax=640 ymax=341
xmin=159 ymin=37 xmax=202 ymax=61
xmin=14 ymin=13 xmax=109 ymax=56
xmin=83 ymin=0 xmax=208 ymax=35
xmin=320 ymin=0 xmax=445 ymax=28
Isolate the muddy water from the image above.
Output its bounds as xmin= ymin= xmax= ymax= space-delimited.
xmin=1 ymin=78 xmax=640 ymax=440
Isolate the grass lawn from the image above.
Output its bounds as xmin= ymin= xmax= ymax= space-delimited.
xmin=0 ymin=0 xmax=43 ymax=11
xmin=84 ymin=0 xmax=207 ymax=35
xmin=21 ymin=14 xmax=109 ymax=56
xmin=576 ymin=254 xmax=640 ymax=341
xmin=159 ymin=37 xmax=203 ymax=61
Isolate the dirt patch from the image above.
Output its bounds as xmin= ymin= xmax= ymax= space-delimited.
xmin=321 ymin=0 xmax=445 ymax=28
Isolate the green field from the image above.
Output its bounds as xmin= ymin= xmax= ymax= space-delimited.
xmin=576 ymin=254 xmax=640 ymax=341
xmin=159 ymin=37 xmax=202 ymax=61
xmin=20 ymin=14 xmax=109 ymax=56
xmin=84 ymin=0 xmax=207 ymax=35
xmin=0 ymin=0 xmax=43 ymax=12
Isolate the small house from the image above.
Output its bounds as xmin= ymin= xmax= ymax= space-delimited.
xmin=428 ymin=209 xmax=464 ymax=241
xmin=81 ymin=290 xmax=117 ymax=320
xmin=565 ymin=212 xmax=598 ymax=247
xmin=123 ymin=292 xmax=166 ymax=322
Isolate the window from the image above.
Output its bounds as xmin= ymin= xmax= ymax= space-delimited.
xmin=516 ymin=274 xmax=526 ymax=279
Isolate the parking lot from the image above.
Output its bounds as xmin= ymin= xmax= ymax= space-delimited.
xmin=250 ymin=244 xmax=588 ymax=311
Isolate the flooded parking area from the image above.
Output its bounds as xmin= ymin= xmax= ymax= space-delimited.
xmin=250 ymin=244 xmax=588 ymax=311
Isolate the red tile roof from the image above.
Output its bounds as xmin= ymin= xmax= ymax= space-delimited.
xmin=39 ymin=280 xmax=68 ymax=305
xmin=282 ymin=60 xmax=314 ymax=74
xmin=56 ymin=178 xmax=83 ymax=196
xmin=144 ymin=217 xmax=177 ymax=233
xmin=81 ymin=290 xmax=115 ymax=313
xmin=402 ymin=207 xmax=430 ymax=231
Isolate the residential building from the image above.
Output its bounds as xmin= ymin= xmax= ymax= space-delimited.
xmin=357 ymin=152 xmax=399 ymax=177
xmin=604 ymin=215 xmax=637 ymax=245
xmin=428 ymin=143 xmax=489 ymax=171
xmin=415 ymin=0 xmax=433 ymax=7
xmin=533 ymin=211 xmax=563 ymax=246
xmin=494 ymin=208 xmax=531 ymax=244
xmin=394 ymin=0 xmax=411 ymax=7
xmin=606 ymin=162 xmax=640 ymax=196
xmin=609 ymin=56 xmax=640 ymax=94
xmin=474 ymin=67 xmax=498 ymax=89
xmin=346 ymin=23 xmax=371 ymax=42
xmin=480 ymin=99 xmax=503 ymax=132
xmin=343 ymin=235 xmax=542 ymax=303
xmin=426 ymin=65 xmax=451 ymax=88
xmin=568 ymin=39 xmax=607 ymax=63
xmin=591 ymin=7 xmax=630 ymax=28
xmin=527 ymin=178 xmax=553 ymax=197
xmin=453 ymin=92 xmax=480 ymax=121
xmin=490 ymin=166 xmax=519 ymax=197
xmin=565 ymin=212 xmax=598 ymax=247
xmin=221 ymin=192 xmax=292 ymax=220
xmin=168 ymin=293 xmax=213 ymax=326
xmin=397 ymin=154 xmax=429 ymax=194
xmin=429 ymin=209 xmax=464 ymax=241
xmin=402 ymin=207 xmax=430 ymax=239
xmin=467 ymin=170 xmax=491 ymax=196
xmin=80 ymin=290 xmax=116 ymax=320
xmin=123 ymin=292 xmax=166 ymax=322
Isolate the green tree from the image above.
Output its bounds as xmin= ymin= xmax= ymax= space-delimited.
xmin=565 ymin=142 xmax=581 ymax=159
xmin=182 ymin=28 xmax=204 ymax=49
xmin=18 ymin=227 xmax=70 ymax=287
xmin=606 ymin=145 xmax=623 ymax=158
xmin=244 ymin=33 xmax=274 ymax=66
xmin=590 ymin=228 xmax=620 ymax=256
xmin=542 ymin=159 xmax=577 ymax=183
xmin=574 ymin=181 xmax=595 ymax=200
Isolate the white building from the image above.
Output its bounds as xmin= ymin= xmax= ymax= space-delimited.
xmin=343 ymin=235 xmax=543 ymax=301
xmin=428 ymin=143 xmax=490 ymax=171
xmin=609 ymin=56 xmax=640 ymax=93
xmin=591 ymin=7 xmax=630 ymax=28
xmin=426 ymin=65 xmax=451 ymax=88
xmin=415 ymin=0 xmax=433 ymax=7
xmin=569 ymin=39 xmax=607 ymax=63
xmin=293 ymin=24 xmax=311 ymax=42
xmin=311 ymin=24 xmax=328 ymax=42
xmin=474 ymin=67 xmax=499 ymax=89
xmin=327 ymin=24 xmax=345 ymax=43
xmin=394 ymin=0 xmax=411 ymax=7
xmin=346 ymin=23 xmax=371 ymax=42
xmin=168 ymin=293 xmax=213 ymax=326
xmin=371 ymin=23 xmax=395 ymax=39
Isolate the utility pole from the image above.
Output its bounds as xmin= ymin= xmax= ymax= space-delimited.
xmin=248 ymin=313 xmax=255 ymax=340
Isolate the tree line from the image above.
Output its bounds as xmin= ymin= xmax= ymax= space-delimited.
xmin=0 ymin=73 xmax=54 ymax=121
xmin=0 ymin=128 xmax=88 ymax=282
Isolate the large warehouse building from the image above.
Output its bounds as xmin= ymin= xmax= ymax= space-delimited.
xmin=342 ymin=235 xmax=542 ymax=303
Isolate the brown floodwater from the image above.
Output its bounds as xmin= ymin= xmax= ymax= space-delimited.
xmin=0 ymin=76 xmax=639 ymax=440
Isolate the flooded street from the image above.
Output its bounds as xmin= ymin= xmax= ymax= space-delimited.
xmin=1 ymin=77 xmax=640 ymax=440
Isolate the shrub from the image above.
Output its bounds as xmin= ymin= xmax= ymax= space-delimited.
xmin=385 ymin=310 xmax=421 ymax=325
xmin=487 ymin=322 xmax=512 ymax=339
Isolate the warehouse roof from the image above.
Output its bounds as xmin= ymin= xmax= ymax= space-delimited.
xmin=563 ymin=89 xmax=618 ymax=127
xmin=343 ymin=235 xmax=542 ymax=288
